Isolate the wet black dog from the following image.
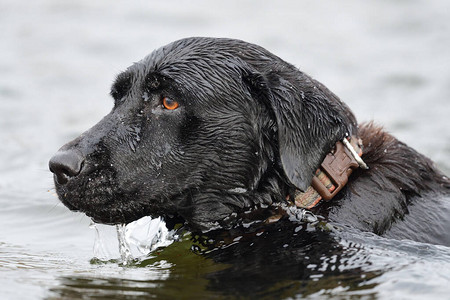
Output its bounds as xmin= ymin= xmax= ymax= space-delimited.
xmin=49 ymin=37 xmax=450 ymax=245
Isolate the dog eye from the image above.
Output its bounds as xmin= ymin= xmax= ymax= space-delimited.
xmin=162 ymin=97 xmax=179 ymax=110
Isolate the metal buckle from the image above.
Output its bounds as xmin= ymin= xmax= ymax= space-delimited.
xmin=311 ymin=140 xmax=360 ymax=201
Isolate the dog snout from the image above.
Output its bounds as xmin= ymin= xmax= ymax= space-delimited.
xmin=49 ymin=149 xmax=85 ymax=184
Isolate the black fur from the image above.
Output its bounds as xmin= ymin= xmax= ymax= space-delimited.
xmin=49 ymin=37 xmax=450 ymax=244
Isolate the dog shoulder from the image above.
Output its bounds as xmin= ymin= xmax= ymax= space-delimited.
xmin=322 ymin=122 xmax=450 ymax=235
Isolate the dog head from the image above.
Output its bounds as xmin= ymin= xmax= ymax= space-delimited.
xmin=49 ymin=37 xmax=357 ymax=231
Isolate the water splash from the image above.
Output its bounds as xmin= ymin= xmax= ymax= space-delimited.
xmin=116 ymin=224 xmax=133 ymax=265
xmin=90 ymin=222 xmax=119 ymax=261
xmin=91 ymin=216 xmax=178 ymax=265
xmin=124 ymin=216 xmax=176 ymax=256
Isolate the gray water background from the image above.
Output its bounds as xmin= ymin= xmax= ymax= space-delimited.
xmin=1 ymin=0 xmax=449 ymax=299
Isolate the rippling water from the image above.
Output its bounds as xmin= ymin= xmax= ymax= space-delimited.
xmin=1 ymin=0 xmax=449 ymax=299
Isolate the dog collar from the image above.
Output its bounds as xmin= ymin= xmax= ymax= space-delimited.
xmin=292 ymin=136 xmax=368 ymax=209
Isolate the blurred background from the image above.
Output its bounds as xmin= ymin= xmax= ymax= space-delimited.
xmin=0 ymin=0 xmax=449 ymax=298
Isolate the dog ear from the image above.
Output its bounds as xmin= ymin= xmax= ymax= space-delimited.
xmin=243 ymin=68 xmax=355 ymax=191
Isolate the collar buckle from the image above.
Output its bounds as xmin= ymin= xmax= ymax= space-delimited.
xmin=294 ymin=136 xmax=368 ymax=209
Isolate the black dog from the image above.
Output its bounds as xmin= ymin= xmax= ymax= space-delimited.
xmin=49 ymin=37 xmax=449 ymax=245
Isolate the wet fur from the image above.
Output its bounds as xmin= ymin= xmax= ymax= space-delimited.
xmin=314 ymin=123 xmax=450 ymax=243
xmin=51 ymin=37 xmax=450 ymax=244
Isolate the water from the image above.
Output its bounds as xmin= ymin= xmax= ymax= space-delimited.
xmin=1 ymin=0 xmax=450 ymax=299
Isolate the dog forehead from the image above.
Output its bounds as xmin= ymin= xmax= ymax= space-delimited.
xmin=121 ymin=37 xmax=281 ymax=108
xmin=132 ymin=37 xmax=272 ymax=80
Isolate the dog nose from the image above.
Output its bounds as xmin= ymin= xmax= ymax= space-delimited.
xmin=49 ymin=150 xmax=84 ymax=184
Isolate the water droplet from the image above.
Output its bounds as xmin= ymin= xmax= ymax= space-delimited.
xmin=142 ymin=92 xmax=150 ymax=102
xmin=300 ymin=91 xmax=305 ymax=99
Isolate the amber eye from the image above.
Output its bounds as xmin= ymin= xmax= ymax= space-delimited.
xmin=162 ymin=97 xmax=179 ymax=110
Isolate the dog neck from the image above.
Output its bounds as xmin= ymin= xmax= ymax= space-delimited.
xmin=291 ymin=136 xmax=368 ymax=209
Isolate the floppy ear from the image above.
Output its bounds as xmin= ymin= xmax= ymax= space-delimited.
xmin=244 ymin=68 xmax=356 ymax=191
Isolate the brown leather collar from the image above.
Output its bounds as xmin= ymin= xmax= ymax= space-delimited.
xmin=293 ymin=136 xmax=368 ymax=209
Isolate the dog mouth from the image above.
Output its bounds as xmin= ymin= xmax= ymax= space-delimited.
xmin=54 ymin=167 xmax=147 ymax=225
xmin=53 ymin=170 xmax=270 ymax=232
xmin=51 ymin=157 xmax=255 ymax=231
